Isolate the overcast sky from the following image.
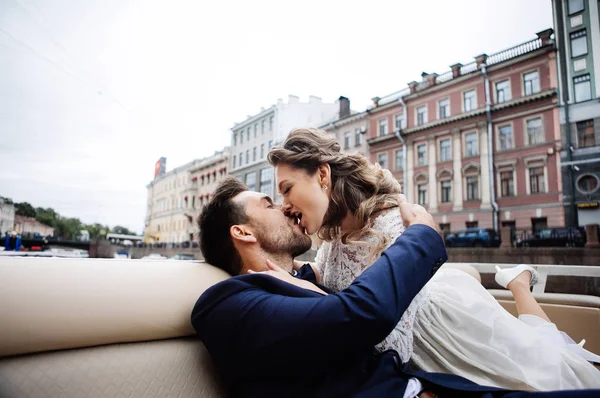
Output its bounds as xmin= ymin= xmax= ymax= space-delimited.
xmin=0 ymin=0 xmax=553 ymax=233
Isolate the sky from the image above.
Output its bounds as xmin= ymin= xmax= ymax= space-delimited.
xmin=0 ymin=0 xmax=554 ymax=233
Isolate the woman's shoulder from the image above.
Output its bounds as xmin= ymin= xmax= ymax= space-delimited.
xmin=370 ymin=207 xmax=405 ymax=243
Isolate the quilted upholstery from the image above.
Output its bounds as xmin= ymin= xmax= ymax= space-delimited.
xmin=0 ymin=258 xmax=229 ymax=357
xmin=0 ymin=338 xmax=227 ymax=398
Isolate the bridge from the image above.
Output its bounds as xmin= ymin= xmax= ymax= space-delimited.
xmin=0 ymin=237 xmax=91 ymax=251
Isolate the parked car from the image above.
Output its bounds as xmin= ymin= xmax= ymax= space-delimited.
xmin=515 ymin=227 xmax=586 ymax=248
xmin=445 ymin=228 xmax=501 ymax=248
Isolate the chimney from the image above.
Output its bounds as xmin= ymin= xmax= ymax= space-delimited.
xmin=421 ymin=72 xmax=429 ymax=83
xmin=309 ymin=95 xmax=322 ymax=103
xmin=475 ymin=54 xmax=488 ymax=68
xmin=450 ymin=63 xmax=463 ymax=78
xmin=338 ymin=96 xmax=350 ymax=119
xmin=408 ymin=81 xmax=418 ymax=94
xmin=371 ymin=96 xmax=381 ymax=107
xmin=536 ymin=28 xmax=554 ymax=46
xmin=426 ymin=73 xmax=438 ymax=86
xmin=288 ymin=95 xmax=300 ymax=104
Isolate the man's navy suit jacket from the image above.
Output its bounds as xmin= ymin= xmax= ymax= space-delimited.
xmin=191 ymin=224 xmax=599 ymax=397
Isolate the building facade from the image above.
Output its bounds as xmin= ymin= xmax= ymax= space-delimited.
xmin=0 ymin=200 xmax=15 ymax=235
xmin=552 ymin=0 xmax=600 ymax=226
xmin=144 ymin=149 xmax=230 ymax=244
xmin=368 ymin=30 xmax=563 ymax=234
xmin=14 ymin=215 xmax=55 ymax=237
xmin=184 ymin=149 xmax=230 ymax=241
xmin=321 ymin=97 xmax=369 ymax=157
xmin=229 ymin=95 xmax=340 ymax=199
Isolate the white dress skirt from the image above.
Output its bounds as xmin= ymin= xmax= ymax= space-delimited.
xmin=410 ymin=268 xmax=600 ymax=391
xmin=315 ymin=210 xmax=600 ymax=391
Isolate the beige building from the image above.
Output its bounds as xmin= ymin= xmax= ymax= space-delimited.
xmin=0 ymin=200 xmax=15 ymax=235
xmin=321 ymin=97 xmax=368 ymax=158
xmin=14 ymin=215 xmax=55 ymax=237
xmin=144 ymin=148 xmax=230 ymax=244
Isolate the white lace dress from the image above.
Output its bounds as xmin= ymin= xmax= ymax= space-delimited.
xmin=315 ymin=209 xmax=600 ymax=391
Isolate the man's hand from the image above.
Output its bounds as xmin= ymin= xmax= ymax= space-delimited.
xmin=398 ymin=194 xmax=438 ymax=232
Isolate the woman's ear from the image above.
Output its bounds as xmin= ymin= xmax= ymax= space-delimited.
xmin=230 ymin=225 xmax=257 ymax=244
xmin=318 ymin=163 xmax=331 ymax=186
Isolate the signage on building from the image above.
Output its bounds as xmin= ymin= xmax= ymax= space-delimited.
xmin=576 ymin=201 xmax=599 ymax=209
xmin=154 ymin=157 xmax=166 ymax=178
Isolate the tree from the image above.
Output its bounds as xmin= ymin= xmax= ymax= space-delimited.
xmin=15 ymin=202 xmax=36 ymax=218
xmin=36 ymin=207 xmax=59 ymax=228
xmin=111 ymin=225 xmax=136 ymax=236
xmin=0 ymin=196 xmax=13 ymax=205
xmin=55 ymin=217 xmax=83 ymax=240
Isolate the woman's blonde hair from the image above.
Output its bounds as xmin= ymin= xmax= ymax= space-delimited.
xmin=267 ymin=128 xmax=401 ymax=255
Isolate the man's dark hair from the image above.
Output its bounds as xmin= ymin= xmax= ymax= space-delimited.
xmin=198 ymin=176 xmax=249 ymax=275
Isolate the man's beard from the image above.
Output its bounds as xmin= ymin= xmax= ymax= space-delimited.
xmin=253 ymin=222 xmax=312 ymax=258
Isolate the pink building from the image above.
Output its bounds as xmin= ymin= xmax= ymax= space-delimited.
xmin=368 ymin=29 xmax=562 ymax=234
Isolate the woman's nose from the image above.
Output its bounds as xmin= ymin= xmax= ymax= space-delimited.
xmin=281 ymin=202 xmax=292 ymax=214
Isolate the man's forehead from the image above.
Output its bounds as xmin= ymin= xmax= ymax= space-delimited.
xmin=232 ymin=191 xmax=273 ymax=206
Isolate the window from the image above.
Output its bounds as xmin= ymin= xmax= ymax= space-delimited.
xmin=261 ymin=120 xmax=265 ymax=134
xmin=344 ymin=132 xmax=351 ymax=149
xmin=252 ymin=147 xmax=257 ymax=162
xmin=523 ymin=71 xmax=540 ymax=96
xmin=439 ymin=98 xmax=449 ymax=119
xmin=247 ymin=128 xmax=250 ymax=141
xmin=495 ymin=80 xmax=511 ymax=103
xmin=239 ymin=152 xmax=243 ymax=165
xmin=377 ymin=153 xmax=388 ymax=169
xmin=465 ymin=221 xmax=478 ymax=228
xmin=417 ymin=144 xmax=427 ymax=166
xmin=246 ymin=149 xmax=249 ymax=164
xmin=571 ymin=30 xmax=588 ymax=58
xmin=577 ymin=120 xmax=595 ymax=148
xmin=464 ymin=90 xmax=476 ymax=112
xmin=417 ymin=106 xmax=428 ymax=125
xmin=233 ymin=155 xmax=236 ymax=168
xmin=240 ymin=131 xmax=244 ymax=144
xmin=395 ymin=150 xmax=404 ymax=171
xmin=466 ymin=176 xmax=479 ymax=200
xmin=569 ymin=0 xmax=584 ymax=14
xmin=355 ymin=128 xmax=362 ymax=146
xmin=465 ymin=132 xmax=478 ymax=157
xmin=260 ymin=143 xmax=265 ymax=158
xmin=245 ymin=172 xmax=256 ymax=191
xmin=574 ymin=74 xmax=592 ymax=102
xmin=440 ymin=181 xmax=452 ymax=203
xmin=418 ymin=184 xmax=428 ymax=205
xmin=379 ymin=118 xmax=388 ymax=136
xmin=498 ymin=125 xmax=514 ymax=150
xmin=439 ymin=139 xmax=451 ymax=162
xmin=577 ymin=174 xmax=599 ymax=194
xmin=233 ymin=133 xmax=237 ymax=146
xmin=395 ymin=114 xmax=402 ymax=131
xmin=269 ymin=116 xmax=274 ymax=131
xmin=254 ymin=124 xmax=258 ymax=137
xmin=529 ymin=167 xmax=545 ymax=194
xmin=259 ymin=168 xmax=273 ymax=196
xmin=268 ymin=140 xmax=273 ymax=148
xmin=526 ymin=118 xmax=544 ymax=145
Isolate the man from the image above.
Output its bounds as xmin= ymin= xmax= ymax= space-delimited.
xmin=192 ymin=177 xmax=597 ymax=397
xmin=4 ymin=231 xmax=21 ymax=251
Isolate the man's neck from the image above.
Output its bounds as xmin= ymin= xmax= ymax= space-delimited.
xmin=241 ymin=249 xmax=295 ymax=274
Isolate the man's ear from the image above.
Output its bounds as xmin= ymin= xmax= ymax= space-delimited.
xmin=230 ymin=224 xmax=257 ymax=244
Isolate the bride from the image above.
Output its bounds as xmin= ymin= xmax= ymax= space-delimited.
xmin=263 ymin=128 xmax=600 ymax=391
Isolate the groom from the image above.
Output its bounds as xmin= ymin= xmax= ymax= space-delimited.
xmin=191 ymin=177 xmax=597 ymax=397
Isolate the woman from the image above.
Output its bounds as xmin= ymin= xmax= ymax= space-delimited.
xmin=265 ymin=128 xmax=600 ymax=391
